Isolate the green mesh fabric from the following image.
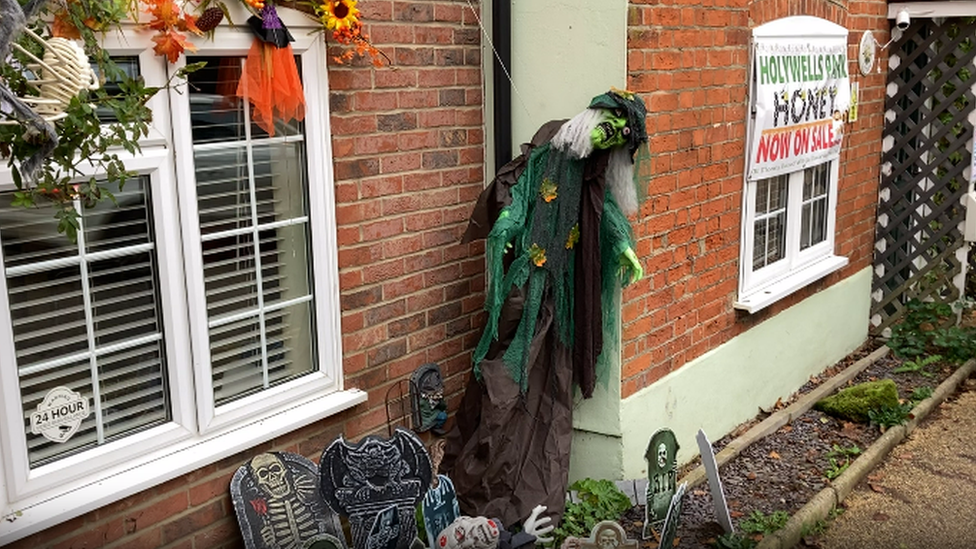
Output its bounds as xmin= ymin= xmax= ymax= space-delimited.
xmin=473 ymin=138 xmax=640 ymax=393
xmin=596 ymin=190 xmax=637 ymax=388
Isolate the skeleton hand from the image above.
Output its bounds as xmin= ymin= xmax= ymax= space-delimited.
xmin=523 ymin=505 xmax=554 ymax=544
xmin=619 ymin=247 xmax=643 ymax=285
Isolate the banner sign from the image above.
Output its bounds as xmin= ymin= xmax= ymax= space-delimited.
xmin=749 ymin=36 xmax=850 ymax=180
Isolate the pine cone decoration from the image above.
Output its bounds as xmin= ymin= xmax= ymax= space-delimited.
xmin=197 ymin=7 xmax=224 ymax=32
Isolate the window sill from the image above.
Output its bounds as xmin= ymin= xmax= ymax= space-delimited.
xmin=734 ymin=255 xmax=849 ymax=314
xmin=0 ymin=388 xmax=366 ymax=545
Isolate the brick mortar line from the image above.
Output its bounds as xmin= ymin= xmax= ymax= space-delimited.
xmin=678 ymin=345 xmax=889 ymax=489
xmin=756 ymin=356 xmax=976 ymax=549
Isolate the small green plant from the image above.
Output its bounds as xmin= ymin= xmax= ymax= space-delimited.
xmin=713 ymin=532 xmax=757 ymax=549
xmin=828 ymin=506 xmax=845 ymax=520
xmin=823 ymin=444 xmax=861 ymax=480
xmin=892 ymin=354 xmax=941 ymax=377
xmin=800 ymin=519 xmax=827 ymax=537
xmin=868 ymin=402 xmax=913 ymax=428
xmin=911 ymin=386 xmax=934 ymax=402
xmin=550 ymin=479 xmax=631 ymax=548
xmin=739 ymin=510 xmax=790 ymax=535
xmin=888 ymin=299 xmax=976 ymax=362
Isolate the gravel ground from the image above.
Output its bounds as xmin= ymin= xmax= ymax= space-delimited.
xmin=617 ymin=340 xmax=957 ymax=549
xmin=818 ymin=380 xmax=976 ymax=549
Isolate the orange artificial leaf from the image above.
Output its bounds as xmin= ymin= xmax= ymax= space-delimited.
xmin=51 ymin=12 xmax=82 ymax=39
xmin=152 ymin=29 xmax=196 ymax=63
xmin=145 ymin=0 xmax=181 ymax=30
xmin=179 ymin=13 xmax=203 ymax=35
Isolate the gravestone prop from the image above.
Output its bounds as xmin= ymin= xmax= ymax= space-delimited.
xmin=642 ymin=428 xmax=679 ymax=539
xmin=410 ymin=363 xmax=448 ymax=434
xmin=695 ymin=429 xmax=733 ymax=534
xmin=230 ymin=451 xmax=346 ymax=549
xmin=319 ymin=428 xmax=433 ymax=549
xmin=657 ymin=483 xmax=687 ymax=549
xmin=422 ymin=474 xmax=461 ymax=549
xmin=570 ymin=521 xmax=638 ymax=549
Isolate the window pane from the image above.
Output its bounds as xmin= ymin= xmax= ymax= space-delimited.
xmin=188 ymin=56 xmax=317 ymax=406
xmin=752 ymin=175 xmax=788 ymax=270
xmin=801 ymin=163 xmax=830 ymax=250
xmin=1 ymin=178 xmax=170 ymax=467
xmin=94 ymin=57 xmax=140 ymax=124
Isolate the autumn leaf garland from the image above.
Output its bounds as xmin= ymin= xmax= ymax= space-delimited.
xmin=144 ymin=0 xmax=203 ymax=62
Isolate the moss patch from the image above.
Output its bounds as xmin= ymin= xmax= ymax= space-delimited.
xmin=814 ymin=379 xmax=899 ymax=423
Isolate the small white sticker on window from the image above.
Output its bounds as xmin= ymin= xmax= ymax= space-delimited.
xmin=30 ymin=387 xmax=90 ymax=444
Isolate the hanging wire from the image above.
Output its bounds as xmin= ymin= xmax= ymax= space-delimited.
xmin=463 ymin=0 xmax=532 ymax=118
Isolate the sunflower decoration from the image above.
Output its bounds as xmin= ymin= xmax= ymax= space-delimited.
xmin=319 ymin=0 xmax=360 ymax=31
xmin=315 ymin=0 xmax=390 ymax=66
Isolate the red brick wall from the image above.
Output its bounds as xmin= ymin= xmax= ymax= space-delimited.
xmin=621 ymin=0 xmax=888 ymax=398
xmin=6 ymin=1 xmax=485 ymax=547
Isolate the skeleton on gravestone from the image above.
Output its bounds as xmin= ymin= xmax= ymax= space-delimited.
xmin=231 ymin=452 xmax=346 ymax=549
xmin=643 ymin=429 xmax=679 ymax=538
xmin=563 ymin=521 xmax=637 ymax=549
xmin=320 ymin=428 xmax=433 ymax=549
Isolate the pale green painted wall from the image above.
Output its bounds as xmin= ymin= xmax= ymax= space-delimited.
xmin=510 ymin=0 xmax=628 ymax=153
xmin=569 ymin=267 xmax=873 ymax=481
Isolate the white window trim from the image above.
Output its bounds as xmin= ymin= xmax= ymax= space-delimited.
xmin=735 ymin=160 xmax=848 ymax=313
xmin=0 ymin=16 xmax=365 ymax=544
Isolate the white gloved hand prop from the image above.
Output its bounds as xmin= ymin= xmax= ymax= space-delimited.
xmin=523 ymin=505 xmax=554 ymax=544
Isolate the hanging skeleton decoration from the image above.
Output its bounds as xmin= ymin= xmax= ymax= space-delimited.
xmin=0 ymin=0 xmax=98 ymax=181
xmin=319 ymin=428 xmax=433 ymax=549
xmin=231 ymin=452 xmax=347 ymax=549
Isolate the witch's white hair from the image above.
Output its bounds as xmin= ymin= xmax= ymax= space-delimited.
xmin=551 ymin=108 xmax=605 ymax=159
xmin=607 ymin=147 xmax=638 ymax=216
xmin=551 ymin=108 xmax=639 ymax=216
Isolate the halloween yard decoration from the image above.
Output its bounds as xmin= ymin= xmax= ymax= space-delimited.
xmin=655 ymin=482 xmax=687 ymax=549
xmin=561 ymin=521 xmax=638 ymax=549
xmin=237 ymin=4 xmax=305 ymax=137
xmin=230 ymin=452 xmax=346 ymax=549
xmin=0 ymin=0 xmax=73 ymax=181
xmin=436 ymin=516 xmax=538 ymax=549
xmin=444 ymin=89 xmax=648 ymax=527
xmin=643 ymin=428 xmax=679 ymax=538
xmin=319 ymin=428 xmax=433 ymax=549
xmin=695 ymin=429 xmax=733 ymax=534
xmin=411 ymin=363 xmax=448 ymax=434
xmin=422 ymin=475 xmax=462 ymax=549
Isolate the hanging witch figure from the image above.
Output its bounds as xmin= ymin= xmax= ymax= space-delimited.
xmin=443 ymin=89 xmax=649 ymax=529
xmin=238 ymin=2 xmax=305 ymax=136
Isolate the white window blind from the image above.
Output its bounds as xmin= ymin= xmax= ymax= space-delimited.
xmin=187 ymin=56 xmax=317 ymax=406
xmin=0 ymin=178 xmax=170 ymax=466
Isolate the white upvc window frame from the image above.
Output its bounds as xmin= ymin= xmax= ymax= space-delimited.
xmin=735 ymin=159 xmax=848 ymax=313
xmin=0 ymin=14 xmax=365 ymax=545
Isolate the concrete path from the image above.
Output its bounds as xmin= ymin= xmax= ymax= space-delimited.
xmin=818 ymin=377 xmax=976 ymax=549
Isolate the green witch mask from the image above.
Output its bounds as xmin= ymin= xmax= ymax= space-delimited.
xmin=590 ymin=110 xmax=630 ymax=150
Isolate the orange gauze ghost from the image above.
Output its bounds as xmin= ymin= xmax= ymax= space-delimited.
xmin=237 ymin=3 xmax=305 ymax=136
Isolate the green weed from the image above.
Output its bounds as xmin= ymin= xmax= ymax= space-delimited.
xmin=712 ymin=532 xmax=757 ymax=549
xmin=740 ymin=510 xmax=790 ymax=535
xmin=868 ymin=402 xmax=913 ymax=428
xmin=892 ymin=354 xmax=941 ymax=377
xmin=550 ymin=479 xmax=631 ymax=548
xmin=910 ymin=386 xmax=934 ymax=402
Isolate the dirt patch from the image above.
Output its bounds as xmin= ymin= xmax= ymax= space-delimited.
xmin=618 ymin=339 xmax=958 ymax=549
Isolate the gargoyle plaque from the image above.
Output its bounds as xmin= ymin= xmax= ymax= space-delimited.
xmin=319 ymin=428 xmax=433 ymax=549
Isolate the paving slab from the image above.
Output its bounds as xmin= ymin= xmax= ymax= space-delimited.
xmin=819 ymin=379 xmax=976 ymax=549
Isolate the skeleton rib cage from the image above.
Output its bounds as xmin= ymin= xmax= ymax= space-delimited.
xmin=0 ymin=27 xmax=98 ymax=124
